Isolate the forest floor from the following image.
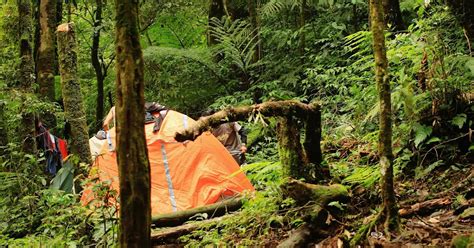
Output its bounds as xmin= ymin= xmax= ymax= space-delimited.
xmin=151 ymin=137 xmax=473 ymax=247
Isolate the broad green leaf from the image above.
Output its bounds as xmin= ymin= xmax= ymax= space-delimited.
xmin=413 ymin=123 xmax=432 ymax=148
xmin=451 ymin=113 xmax=467 ymax=129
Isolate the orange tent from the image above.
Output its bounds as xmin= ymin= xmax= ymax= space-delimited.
xmin=81 ymin=110 xmax=254 ymax=215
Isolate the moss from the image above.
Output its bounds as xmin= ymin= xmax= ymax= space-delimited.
xmin=451 ymin=233 xmax=474 ymax=248
xmin=57 ymin=23 xmax=90 ymax=164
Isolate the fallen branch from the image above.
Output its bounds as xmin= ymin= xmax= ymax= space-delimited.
xmin=151 ymin=214 xmax=234 ymax=245
xmin=152 ymin=197 xmax=243 ymax=228
xmin=399 ymin=197 xmax=452 ymax=217
xmin=175 ymin=100 xmax=319 ymax=142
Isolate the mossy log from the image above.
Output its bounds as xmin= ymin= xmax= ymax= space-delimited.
xmin=151 ymin=214 xmax=234 ymax=246
xmin=277 ymin=179 xmax=348 ymax=247
xmin=281 ymin=178 xmax=349 ymax=206
xmin=56 ymin=23 xmax=91 ymax=164
xmin=152 ymin=197 xmax=243 ymax=228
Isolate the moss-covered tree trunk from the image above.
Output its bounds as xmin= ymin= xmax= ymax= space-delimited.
xmin=114 ymin=0 xmax=151 ymax=246
xmin=381 ymin=0 xmax=405 ymax=31
xmin=277 ymin=116 xmax=306 ymax=180
xmin=370 ymin=0 xmax=399 ymax=233
xmin=18 ymin=0 xmax=37 ymax=154
xmin=56 ymin=23 xmax=91 ymax=164
xmin=37 ymin=0 xmax=57 ymax=101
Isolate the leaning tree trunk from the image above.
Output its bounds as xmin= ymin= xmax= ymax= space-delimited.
xmin=37 ymin=0 xmax=57 ymax=101
xmin=446 ymin=0 xmax=474 ymax=55
xmin=18 ymin=0 xmax=37 ymax=154
xmin=56 ymin=23 xmax=91 ymax=164
xmin=381 ymin=0 xmax=405 ymax=31
xmin=370 ymin=0 xmax=399 ymax=232
xmin=114 ymin=0 xmax=151 ymax=246
xmin=92 ymin=0 xmax=105 ymax=131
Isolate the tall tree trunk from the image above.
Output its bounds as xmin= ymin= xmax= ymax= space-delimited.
xmin=37 ymin=0 xmax=57 ymax=101
xmin=114 ymin=0 xmax=151 ymax=246
xmin=56 ymin=23 xmax=91 ymax=164
xmin=446 ymin=0 xmax=474 ymax=55
xmin=208 ymin=0 xmax=225 ymax=46
xmin=92 ymin=0 xmax=105 ymax=131
xmin=370 ymin=0 xmax=399 ymax=233
xmin=18 ymin=0 xmax=37 ymax=154
xmin=382 ymin=0 xmax=405 ymax=31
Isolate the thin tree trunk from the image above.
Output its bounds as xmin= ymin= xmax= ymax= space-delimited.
xmin=299 ymin=0 xmax=306 ymax=59
xmin=18 ymin=0 xmax=37 ymax=154
xmin=92 ymin=0 xmax=105 ymax=131
xmin=37 ymin=0 xmax=57 ymax=101
xmin=381 ymin=0 xmax=405 ymax=31
xmin=56 ymin=23 xmax=91 ymax=164
xmin=208 ymin=0 xmax=225 ymax=46
xmin=248 ymin=0 xmax=261 ymax=63
xmin=0 ymin=101 xmax=8 ymax=153
xmin=370 ymin=0 xmax=399 ymax=233
xmin=114 ymin=0 xmax=151 ymax=246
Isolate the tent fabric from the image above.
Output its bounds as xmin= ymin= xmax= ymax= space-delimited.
xmin=81 ymin=110 xmax=254 ymax=215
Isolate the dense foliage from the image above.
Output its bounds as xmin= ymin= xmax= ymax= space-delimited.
xmin=0 ymin=0 xmax=472 ymax=246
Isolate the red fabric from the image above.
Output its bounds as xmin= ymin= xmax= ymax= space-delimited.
xmin=58 ymin=138 xmax=68 ymax=159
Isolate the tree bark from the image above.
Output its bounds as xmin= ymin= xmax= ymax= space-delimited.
xmin=56 ymin=23 xmax=91 ymax=164
xmin=37 ymin=0 xmax=57 ymax=101
xmin=382 ymin=0 xmax=405 ymax=31
xmin=92 ymin=0 xmax=105 ymax=131
xmin=114 ymin=0 xmax=151 ymax=246
xmin=370 ymin=0 xmax=399 ymax=233
xmin=446 ymin=0 xmax=474 ymax=55
xmin=18 ymin=0 xmax=37 ymax=154
xmin=277 ymin=116 xmax=306 ymax=180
